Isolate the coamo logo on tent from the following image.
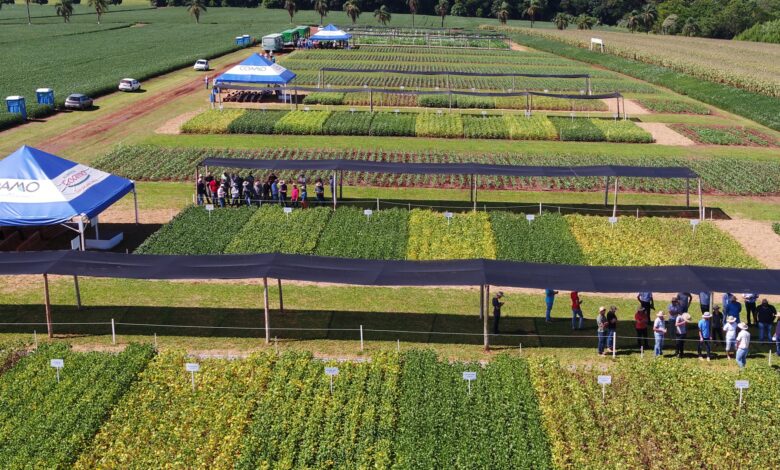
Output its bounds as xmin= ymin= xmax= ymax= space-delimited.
xmin=0 ymin=179 xmax=41 ymax=194
xmin=55 ymin=165 xmax=110 ymax=198
xmin=235 ymin=64 xmax=286 ymax=75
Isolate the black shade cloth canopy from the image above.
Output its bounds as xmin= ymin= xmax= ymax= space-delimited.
xmin=198 ymin=159 xmax=698 ymax=179
xmin=319 ymin=67 xmax=589 ymax=79
xmin=270 ymin=86 xmax=616 ymax=99
xmin=1 ymin=251 xmax=778 ymax=293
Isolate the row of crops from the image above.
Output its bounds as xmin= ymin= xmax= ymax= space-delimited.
xmin=94 ymin=145 xmax=780 ymax=195
xmin=302 ymin=91 xmax=609 ymax=111
xmin=3 ymin=344 xmax=779 ymax=468
xmin=135 ymin=205 xmax=761 ymax=268
xmin=354 ymin=35 xmax=509 ymax=49
xmin=670 ymin=124 xmax=778 ymax=147
xmin=182 ymin=109 xmax=654 ymax=143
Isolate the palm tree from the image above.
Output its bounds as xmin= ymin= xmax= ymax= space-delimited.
xmin=639 ymin=3 xmax=657 ymax=32
xmin=88 ymin=0 xmax=109 ymax=24
xmin=285 ymin=0 xmax=297 ymax=24
xmin=523 ymin=0 xmax=541 ymax=28
xmin=576 ymin=14 xmax=595 ymax=30
xmin=681 ymin=17 xmax=699 ymax=37
xmin=434 ymin=0 xmax=449 ymax=28
xmin=343 ymin=0 xmax=360 ymax=24
xmin=661 ymin=14 xmax=678 ymax=35
xmin=186 ymin=0 xmax=206 ymax=24
xmin=407 ymin=0 xmax=418 ymax=27
xmin=55 ymin=0 xmax=74 ymax=22
xmin=374 ymin=4 xmax=391 ymax=25
xmin=553 ymin=12 xmax=570 ymax=30
xmin=625 ymin=10 xmax=640 ymax=32
xmin=496 ymin=1 xmax=509 ymax=24
xmin=314 ymin=0 xmax=329 ymax=26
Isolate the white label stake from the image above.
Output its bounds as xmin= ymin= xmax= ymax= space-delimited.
xmin=597 ymin=375 xmax=611 ymax=402
xmin=325 ymin=366 xmax=339 ymax=394
xmin=463 ymin=371 xmax=477 ymax=394
xmin=735 ymin=380 xmax=749 ymax=407
xmin=51 ymin=358 xmax=64 ymax=383
xmin=186 ymin=363 xmax=200 ymax=391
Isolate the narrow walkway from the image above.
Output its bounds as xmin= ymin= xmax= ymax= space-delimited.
xmin=603 ymin=98 xmax=649 ymax=115
xmin=713 ymin=219 xmax=780 ymax=269
xmin=635 ymin=122 xmax=696 ymax=146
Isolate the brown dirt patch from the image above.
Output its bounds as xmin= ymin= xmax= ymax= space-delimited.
xmin=603 ymin=98 xmax=648 ymax=116
xmin=98 ymin=207 xmax=180 ymax=225
xmin=635 ymin=122 xmax=696 ymax=146
xmin=508 ymin=41 xmax=530 ymax=52
xmin=713 ymin=219 xmax=780 ymax=269
xmin=155 ymin=110 xmax=204 ymax=135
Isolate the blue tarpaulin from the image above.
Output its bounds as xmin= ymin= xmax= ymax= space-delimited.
xmin=0 ymin=146 xmax=134 ymax=226
xmin=215 ymin=53 xmax=296 ymax=86
xmin=310 ymin=24 xmax=352 ymax=41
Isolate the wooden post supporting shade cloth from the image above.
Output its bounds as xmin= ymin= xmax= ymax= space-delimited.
xmin=277 ymin=278 xmax=284 ymax=314
xmin=73 ymin=275 xmax=82 ymax=310
xmin=612 ymin=177 xmax=619 ymax=218
xmin=43 ymin=274 xmax=53 ymax=338
xmin=484 ymin=285 xmax=490 ymax=351
xmin=604 ymin=176 xmax=610 ymax=206
xmin=263 ymin=277 xmax=270 ymax=344
xmin=698 ymin=178 xmax=704 ymax=220
xmin=479 ymin=285 xmax=484 ymax=320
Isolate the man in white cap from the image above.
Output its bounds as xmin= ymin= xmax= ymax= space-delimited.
xmin=697 ymin=312 xmax=712 ymax=361
xmin=675 ymin=312 xmax=690 ymax=358
xmin=653 ymin=311 xmax=666 ymax=357
xmin=735 ymin=322 xmax=750 ymax=368
xmin=723 ymin=316 xmax=738 ymax=360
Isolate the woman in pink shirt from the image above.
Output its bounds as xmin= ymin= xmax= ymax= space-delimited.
xmin=291 ymin=185 xmax=300 ymax=208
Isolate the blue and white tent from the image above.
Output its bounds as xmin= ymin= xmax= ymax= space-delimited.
xmin=310 ymin=24 xmax=352 ymax=41
xmin=214 ymin=53 xmax=296 ymax=87
xmin=0 ymin=145 xmax=136 ymax=227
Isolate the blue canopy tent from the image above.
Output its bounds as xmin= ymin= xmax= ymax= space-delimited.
xmin=0 ymin=145 xmax=137 ymax=250
xmin=310 ymin=24 xmax=352 ymax=42
xmin=213 ymin=53 xmax=297 ymax=107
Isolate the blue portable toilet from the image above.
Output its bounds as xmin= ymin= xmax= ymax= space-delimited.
xmin=242 ymin=34 xmax=251 ymax=45
xmin=6 ymin=96 xmax=27 ymax=121
xmin=235 ymin=36 xmax=243 ymax=46
xmin=36 ymin=88 xmax=55 ymax=106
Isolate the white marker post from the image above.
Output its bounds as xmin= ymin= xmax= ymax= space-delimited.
xmin=597 ymin=375 xmax=612 ymax=402
xmin=325 ymin=366 xmax=339 ymax=394
xmin=690 ymin=219 xmax=700 ymax=234
xmin=444 ymin=211 xmax=454 ymax=226
xmin=186 ymin=363 xmax=200 ymax=391
xmin=111 ymin=318 xmax=116 ymax=345
xmin=283 ymin=207 xmax=293 ymax=218
xmin=51 ymin=358 xmax=64 ymax=383
xmin=363 ymin=209 xmax=373 ymax=220
xmin=735 ymin=380 xmax=749 ymax=407
xmin=360 ymin=325 xmax=364 ymax=351
xmin=525 ymin=214 xmax=535 ymax=225
xmin=608 ymin=216 xmax=618 ymax=228
xmin=463 ymin=371 xmax=477 ymax=394
xmin=205 ymin=204 xmax=214 ymax=220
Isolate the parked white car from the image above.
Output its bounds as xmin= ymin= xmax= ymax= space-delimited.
xmin=118 ymin=78 xmax=141 ymax=92
xmin=193 ymin=59 xmax=209 ymax=71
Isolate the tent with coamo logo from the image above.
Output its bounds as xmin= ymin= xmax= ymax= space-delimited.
xmin=0 ymin=146 xmax=137 ymax=249
xmin=214 ymin=53 xmax=296 ymax=86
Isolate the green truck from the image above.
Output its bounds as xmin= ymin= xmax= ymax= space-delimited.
xmin=280 ymin=29 xmax=299 ymax=46
xmin=294 ymin=25 xmax=310 ymax=40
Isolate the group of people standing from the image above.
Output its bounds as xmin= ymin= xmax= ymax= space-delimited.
xmin=544 ymin=289 xmax=779 ymax=368
xmin=196 ymin=172 xmax=335 ymax=208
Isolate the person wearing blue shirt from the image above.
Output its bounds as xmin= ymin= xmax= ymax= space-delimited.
xmin=698 ymin=291 xmax=712 ymax=314
xmin=725 ymin=295 xmax=742 ymax=324
xmin=677 ymin=293 xmax=692 ymax=314
xmin=544 ymin=289 xmax=558 ymax=323
xmin=697 ymin=312 xmax=712 ymax=361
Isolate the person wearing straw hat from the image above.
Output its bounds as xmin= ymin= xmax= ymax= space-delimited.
xmin=697 ymin=312 xmax=713 ymax=361
xmin=653 ymin=311 xmax=667 ymax=357
xmin=492 ymin=291 xmax=505 ymax=335
xmin=596 ymin=307 xmax=608 ymax=356
xmin=735 ymin=322 xmax=750 ymax=368
xmin=675 ymin=312 xmax=691 ymax=358
xmin=723 ymin=315 xmax=738 ymax=360
xmin=773 ymin=311 xmax=780 ymax=357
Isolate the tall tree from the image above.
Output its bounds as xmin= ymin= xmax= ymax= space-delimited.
xmin=407 ymin=0 xmax=418 ymax=27
xmin=374 ymin=4 xmax=391 ymax=25
xmin=553 ymin=12 xmax=570 ymax=30
xmin=185 ymin=0 xmax=206 ymax=24
xmin=434 ymin=0 xmax=449 ymax=28
xmin=55 ymin=0 xmax=73 ymax=22
xmin=681 ymin=17 xmax=700 ymax=37
xmin=639 ymin=3 xmax=657 ymax=32
xmin=285 ymin=0 xmax=297 ymax=24
xmin=625 ymin=9 xmax=640 ymax=33
xmin=314 ymin=0 xmax=329 ymax=25
xmin=495 ymin=1 xmax=509 ymax=24
xmin=343 ymin=0 xmax=360 ymax=24
xmin=576 ymin=14 xmax=595 ymax=30
xmin=522 ymin=0 xmax=541 ymax=28
xmin=88 ymin=0 xmax=108 ymax=24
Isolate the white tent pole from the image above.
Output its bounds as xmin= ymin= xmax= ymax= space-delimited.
xmin=94 ymin=216 xmax=100 ymax=241
xmin=263 ymin=277 xmax=270 ymax=344
xmin=132 ymin=185 xmax=139 ymax=225
xmin=78 ymin=216 xmax=86 ymax=252
xmin=612 ymin=178 xmax=619 ymax=218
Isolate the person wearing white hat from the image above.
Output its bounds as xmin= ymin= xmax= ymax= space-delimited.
xmin=653 ymin=311 xmax=667 ymax=357
xmin=675 ymin=312 xmax=690 ymax=358
xmin=735 ymin=322 xmax=750 ymax=368
xmin=723 ymin=316 xmax=738 ymax=360
xmin=697 ymin=312 xmax=713 ymax=361
xmin=596 ymin=307 xmax=608 ymax=356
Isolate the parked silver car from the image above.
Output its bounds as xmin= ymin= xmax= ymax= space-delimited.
xmin=64 ymin=93 xmax=93 ymax=110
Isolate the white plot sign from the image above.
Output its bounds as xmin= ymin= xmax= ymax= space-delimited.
xmin=325 ymin=366 xmax=339 ymax=394
xmin=463 ymin=371 xmax=477 ymax=394
xmin=51 ymin=358 xmax=64 ymax=383
xmin=598 ymin=375 xmax=612 ymax=401
xmin=185 ymin=363 xmax=200 ymax=390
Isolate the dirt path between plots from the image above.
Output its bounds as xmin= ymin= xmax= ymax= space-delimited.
xmin=35 ymin=62 xmax=241 ymax=155
xmin=602 ymin=98 xmax=648 ymax=116
xmin=635 ymin=122 xmax=696 ymax=146
xmin=508 ymin=41 xmax=530 ymax=52
xmin=713 ymin=219 xmax=780 ymax=269
xmin=155 ymin=110 xmax=204 ymax=135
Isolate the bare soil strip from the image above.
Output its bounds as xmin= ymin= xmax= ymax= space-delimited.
xmin=713 ymin=219 xmax=780 ymax=269
xmin=603 ymin=98 xmax=649 ymax=116
xmin=635 ymin=122 xmax=696 ymax=146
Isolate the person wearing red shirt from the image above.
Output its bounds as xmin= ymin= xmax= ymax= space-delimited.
xmin=634 ymin=308 xmax=649 ymax=350
xmin=571 ymin=291 xmax=583 ymax=330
